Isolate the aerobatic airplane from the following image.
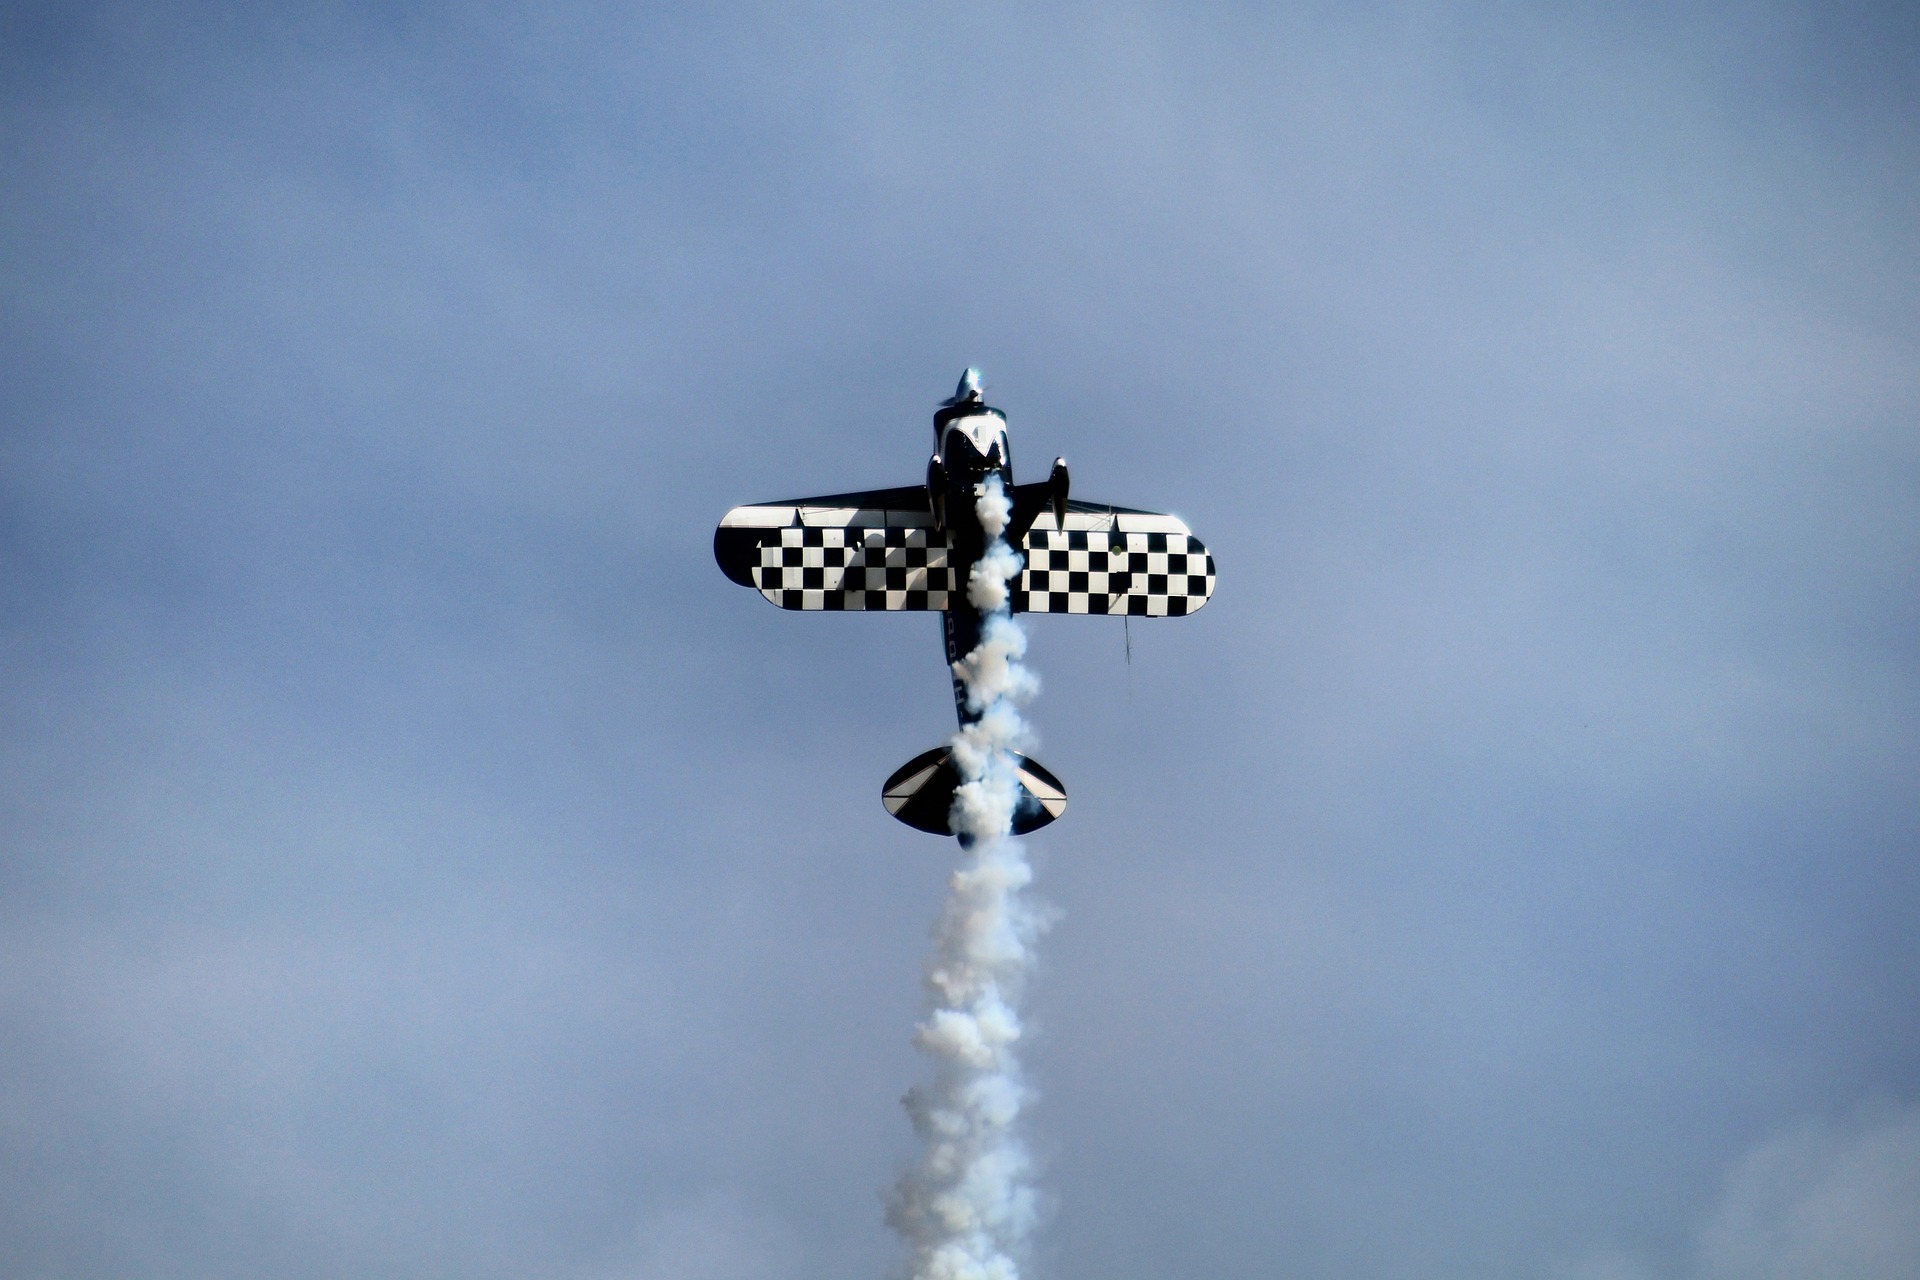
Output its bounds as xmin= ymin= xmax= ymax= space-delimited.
xmin=714 ymin=370 xmax=1216 ymax=837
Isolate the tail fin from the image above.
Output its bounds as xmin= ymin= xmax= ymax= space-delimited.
xmin=882 ymin=747 xmax=1067 ymax=837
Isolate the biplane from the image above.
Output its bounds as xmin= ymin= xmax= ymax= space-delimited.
xmin=714 ymin=370 xmax=1215 ymax=836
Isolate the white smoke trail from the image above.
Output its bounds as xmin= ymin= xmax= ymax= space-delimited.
xmin=889 ymin=475 xmax=1048 ymax=1280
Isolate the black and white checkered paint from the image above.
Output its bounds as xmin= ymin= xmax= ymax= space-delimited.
xmin=720 ymin=499 xmax=1215 ymax=616
xmin=751 ymin=524 xmax=955 ymax=611
xmin=1018 ymin=524 xmax=1216 ymax=617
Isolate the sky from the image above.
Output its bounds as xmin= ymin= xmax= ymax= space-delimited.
xmin=2 ymin=2 xmax=1917 ymax=1278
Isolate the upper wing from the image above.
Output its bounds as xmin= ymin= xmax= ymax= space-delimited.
xmin=1015 ymin=500 xmax=1217 ymax=617
xmin=714 ymin=486 xmax=955 ymax=611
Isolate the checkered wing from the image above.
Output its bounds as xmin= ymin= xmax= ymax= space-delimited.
xmin=715 ymin=487 xmax=955 ymax=611
xmin=1016 ymin=503 xmax=1217 ymax=618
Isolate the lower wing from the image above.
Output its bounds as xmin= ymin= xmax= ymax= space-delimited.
xmin=714 ymin=490 xmax=1216 ymax=617
xmin=1016 ymin=501 xmax=1217 ymax=617
xmin=714 ymin=486 xmax=955 ymax=611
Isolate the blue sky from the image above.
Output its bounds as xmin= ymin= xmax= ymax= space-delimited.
xmin=3 ymin=4 xmax=1916 ymax=1278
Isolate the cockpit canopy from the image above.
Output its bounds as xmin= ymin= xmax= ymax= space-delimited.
xmin=933 ymin=368 xmax=1011 ymax=474
xmin=936 ymin=407 xmax=1010 ymax=473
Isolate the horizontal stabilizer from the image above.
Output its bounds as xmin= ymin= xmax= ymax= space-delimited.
xmin=881 ymin=746 xmax=1067 ymax=837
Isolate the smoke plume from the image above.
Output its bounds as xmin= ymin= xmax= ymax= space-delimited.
xmin=889 ymin=476 xmax=1048 ymax=1280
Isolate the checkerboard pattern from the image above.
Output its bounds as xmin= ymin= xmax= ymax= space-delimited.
xmin=753 ymin=525 xmax=954 ymax=610
xmin=1015 ymin=528 xmax=1216 ymax=616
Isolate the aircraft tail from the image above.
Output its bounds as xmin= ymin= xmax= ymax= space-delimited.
xmin=882 ymin=746 xmax=1067 ymax=837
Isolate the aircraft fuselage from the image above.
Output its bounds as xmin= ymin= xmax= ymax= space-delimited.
xmin=930 ymin=380 xmax=1019 ymax=728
